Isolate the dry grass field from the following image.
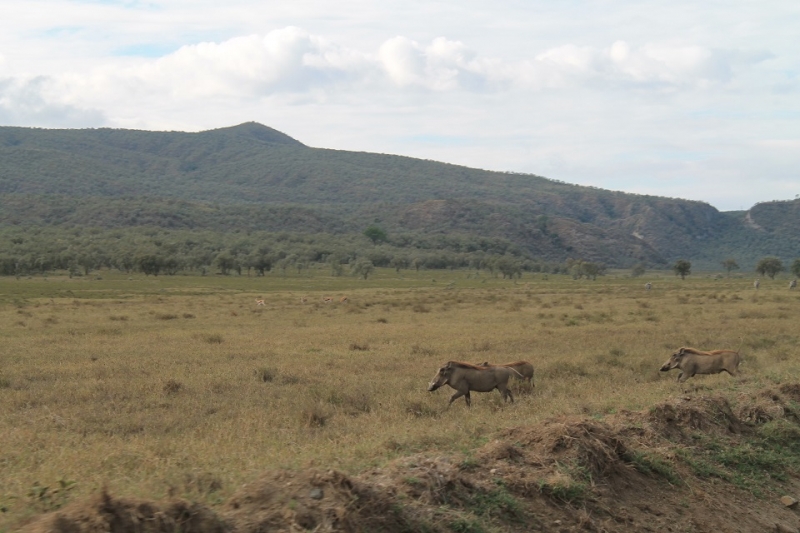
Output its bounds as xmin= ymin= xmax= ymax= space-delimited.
xmin=2 ymin=268 xmax=800 ymax=531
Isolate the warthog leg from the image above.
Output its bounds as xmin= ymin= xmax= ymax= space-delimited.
xmin=500 ymin=386 xmax=515 ymax=403
xmin=448 ymin=390 xmax=470 ymax=407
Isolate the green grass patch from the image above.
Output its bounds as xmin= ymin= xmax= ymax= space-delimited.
xmin=464 ymin=482 xmax=523 ymax=522
xmin=624 ymin=450 xmax=682 ymax=485
xmin=679 ymin=427 xmax=800 ymax=494
xmin=537 ymin=463 xmax=590 ymax=503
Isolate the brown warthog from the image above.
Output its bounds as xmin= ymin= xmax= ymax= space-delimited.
xmin=478 ymin=361 xmax=535 ymax=388
xmin=660 ymin=347 xmax=741 ymax=382
xmin=427 ymin=361 xmax=521 ymax=407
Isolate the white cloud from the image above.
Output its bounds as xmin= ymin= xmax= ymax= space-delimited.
xmin=29 ymin=29 xmax=774 ymax=111
xmin=0 ymin=75 xmax=105 ymax=127
xmin=511 ymin=41 xmax=773 ymax=90
xmin=378 ymin=37 xmax=426 ymax=87
xmin=378 ymin=36 xmax=494 ymax=91
xmin=124 ymin=27 xmax=372 ymax=98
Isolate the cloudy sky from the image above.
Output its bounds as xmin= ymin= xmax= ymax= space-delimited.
xmin=1 ymin=1 xmax=798 ymax=211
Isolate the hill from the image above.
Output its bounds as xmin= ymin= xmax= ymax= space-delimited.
xmin=1 ymin=122 xmax=798 ymax=271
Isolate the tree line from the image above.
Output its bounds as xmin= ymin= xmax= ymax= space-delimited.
xmin=0 ymin=226 xmax=603 ymax=279
xmin=667 ymin=257 xmax=800 ymax=280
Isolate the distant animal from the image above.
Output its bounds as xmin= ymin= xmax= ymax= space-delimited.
xmin=427 ymin=361 xmax=522 ymax=407
xmin=660 ymin=347 xmax=741 ymax=383
xmin=300 ymin=296 xmax=308 ymax=304
xmin=754 ymin=279 xmax=760 ymax=290
xmin=790 ymin=279 xmax=797 ymax=290
xmin=340 ymin=296 xmax=349 ymax=303
xmin=477 ymin=361 xmax=534 ymax=388
xmin=322 ymin=296 xmax=333 ymax=303
xmin=645 ymin=282 xmax=652 ymax=291
xmin=255 ymin=299 xmax=265 ymax=306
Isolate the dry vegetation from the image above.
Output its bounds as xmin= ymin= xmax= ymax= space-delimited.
xmin=2 ymin=269 xmax=800 ymax=532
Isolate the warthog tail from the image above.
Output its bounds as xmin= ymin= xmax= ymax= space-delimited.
xmin=509 ymin=367 xmax=525 ymax=379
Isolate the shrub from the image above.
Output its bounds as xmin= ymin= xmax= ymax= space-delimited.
xmin=349 ymin=343 xmax=369 ymax=351
xmin=203 ymin=334 xmax=224 ymax=344
xmin=302 ymin=405 xmax=329 ymax=428
xmin=163 ymin=379 xmax=183 ymax=395
xmin=254 ymin=367 xmax=275 ymax=383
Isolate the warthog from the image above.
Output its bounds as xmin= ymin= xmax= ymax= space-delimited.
xmin=427 ymin=361 xmax=521 ymax=407
xmin=660 ymin=347 xmax=741 ymax=382
xmin=790 ymin=279 xmax=797 ymax=290
xmin=478 ymin=361 xmax=534 ymax=388
xmin=645 ymin=282 xmax=652 ymax=291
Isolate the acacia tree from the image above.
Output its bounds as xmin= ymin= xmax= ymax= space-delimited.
xmin=755 ymin=256 xmax=784 ymax=279
xmin=496 ymin=256 xmax=522 ymax=279
xmin=351 ymin=259 xmax=375 ymax=280
xmin=363 ymin=226 xmax=387 ymax=244
xmin=214 ymin=252 xmax=236 ymax=275
xmin=581 ymin=262 xmax=605 ymax=280
xmin=791 ymin=259 xmax=800 ymax=279
xmin=136 ymin=254 xmax=162 ymax=276
xmin=721 ymin=258 xmax=739 ymax=277
xmin=327 ymin=253 xmax=345 ymax=276
xmin=673 ymin=259 xmax=691 ymax=280
xmin=390 ymin=255 xmax=409 ymax=273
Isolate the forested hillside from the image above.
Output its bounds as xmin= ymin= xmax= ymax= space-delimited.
xmin=1 ymin=122 xmax=798 ymax=276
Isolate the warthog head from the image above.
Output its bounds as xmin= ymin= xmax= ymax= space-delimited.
xmin=428 ymin=363 xmax=453 ymax=391
xmin=660 ymin=349 xmax=686 ymax=371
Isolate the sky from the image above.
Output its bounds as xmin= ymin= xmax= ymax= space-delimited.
xmin=0 ymin=1 xmax=798 ymax=211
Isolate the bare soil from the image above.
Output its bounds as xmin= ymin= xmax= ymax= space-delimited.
xmin=21 ymin=383 xmax=800 ymax=533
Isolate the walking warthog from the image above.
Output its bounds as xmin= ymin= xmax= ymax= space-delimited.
xmin=660 ymin=347 xmax=741 ymax=382
xmin=427 ymin=361 xmax=521 ymax=407
xmin=478 ymin=361 xmax=535 ymax=388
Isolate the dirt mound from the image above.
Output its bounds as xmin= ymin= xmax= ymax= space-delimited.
xmin=224 ymin=469 xmax=421 ymax=533
xmin=25 ymin=490 xmax=227 ymax=533
xmin=22 ymin=386 xmax=800 ymax=533
xmin=648 ymin=394 xmax=747 ymax=440
xmin=501 ymin=417 xmax=631 ymax=478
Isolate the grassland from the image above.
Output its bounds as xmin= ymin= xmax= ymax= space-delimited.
xmin=2 ymin=268 xmax=799 ymax=530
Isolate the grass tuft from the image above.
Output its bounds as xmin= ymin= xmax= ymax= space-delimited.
xmin=254 ymin=367 xmax=275 ymax=383
xmin=202 ymin=333 xmax=224 ymax=344
xmin=349 ymin=342 xmax=369 ymax=351
xmin=163 ymin=379 xmax=183 ymax=395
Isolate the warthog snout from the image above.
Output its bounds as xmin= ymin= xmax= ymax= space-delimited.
xmin=427 ymin=366 xmax=449 ymax=391
xmin=660 ymin=357 xmax=678 ymax=372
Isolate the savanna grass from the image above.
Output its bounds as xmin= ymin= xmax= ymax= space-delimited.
xmin=1 ymin=268 xmax=800 ymax=528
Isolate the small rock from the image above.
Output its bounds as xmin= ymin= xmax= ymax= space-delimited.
xmin=780 ymin=495 xmax=798 ymax=508
xmin=554 ymin=520 xmax=561 ymax=525
xmin=309 ymin=488 xmax=324 ymax=500
xmin=775 ymin=523 xmax=798 ymax=533
xmin=490 ymin=468 xmax=498 ymax=475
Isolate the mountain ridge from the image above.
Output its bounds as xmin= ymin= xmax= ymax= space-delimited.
xmin=1 ymin=122 xmax=798 ymax=270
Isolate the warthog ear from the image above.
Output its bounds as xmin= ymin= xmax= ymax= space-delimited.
xmin=677 ymin=348 xmax=686 ymax=356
